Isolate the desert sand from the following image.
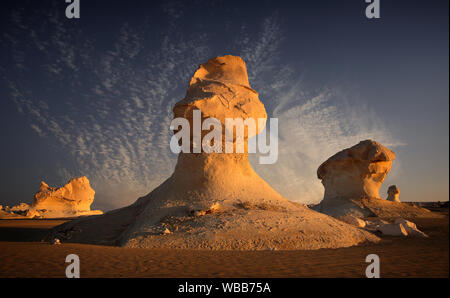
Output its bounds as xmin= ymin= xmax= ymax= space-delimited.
xmin=0 ymin=206 xmax=447 ymax=278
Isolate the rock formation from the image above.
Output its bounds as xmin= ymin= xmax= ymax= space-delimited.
xmin=387 ymin=185 xmax=400 ymax=202
xmin=45 ymin=55 xmax=379 ymax=250
xmin=315 ymin=140 xmax=440 ymax=219
xmin=0 ymin=207 xmax=24 ymax=219
xmin=0 ymin=177 xmax=102 ymax=219
xmin=364 ymin=218 xmax=428 ymax=237
xmin=29 ymin=177 xmax=103 ymax=218
xmin=10 ymin=203 xmax=30 ymax=212
xmin=394 ymin=218 xmax=428 ymax=237
xmin=318 ymin=140 xmax=395 ymax=203
xmin=340 ymin=215 xmax=367 ymax=228
xmin=377 ymin=223 xmax=408 ymax=236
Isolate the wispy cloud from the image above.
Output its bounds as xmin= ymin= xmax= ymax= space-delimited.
xmin=1 ymin=6 xmax=403 ymax=208
xmin=2 ymin=4 xmax=211 ymax=209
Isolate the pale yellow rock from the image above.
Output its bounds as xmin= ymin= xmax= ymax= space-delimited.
xmin=394 ymin=218 xmax=428 ymax=237
xmin=28 ymin=177 xmax=103 ymax=218
xmin=387 ymin=185 xmax=401 ymax=202
xmin=361 ymin=197 xmax=439 ymax=218
xmin=0 ymin=210 xmax=26 ymax=219
xmin=0 ymin=176 xmax=105 ymax=219
xmin=315 ymin=141 xmax=440 ymax=219
xmin=173 ymin=55 xmax=267 ymax=152
xmin=10 ymin=203 xmax=30 ymax=212
xmin=318 ymin=140 xmax=395 ymax=202
xmin=339 ymin=215 xmax=367 ymax=228
xmin=25 ymin=208 xmax=41 ymax=218
xmin=377 ymin=223 xmax=408 ymax=236
xmin=46 ymin=55 xmax=379 ymax=250
xmin=0 ymin=203 xmax=30 ymax=219
xmin=364 ymin=218 xmax=389 ymax=231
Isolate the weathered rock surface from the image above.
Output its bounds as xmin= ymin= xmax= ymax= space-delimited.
xmin=0 ymin=177 xmax=102 ymax=219
xmin=45 ymin=55 xmax=379 ymax=250
xmin=315 ymin=141 xmax=440 ymax=219
xmin=387 ymin=185 xmax=401 ymax=202
xmin=318 ymin=140 xmax=395 ymax=204
xmin=394 ymin=218 xmax=428 ymax=237
xmin=173 ymin=55 xmax=267 ymax=153
xmin=0 ymin=209 xmax=24 ymax=219
xmin=10 ymin=203 xmax=30 ymax=212
xmin=377 ymin=223 xmax=408 ymax=236
xmin=339 ymin=215 xmax=367 ymax=228
xmin=358 ymin=197 xmax=440 ymax=218
xmin=30 ymin=177 xmax=102 ymax=218
xmin=364 ymin=217 xmax=428 ymax=237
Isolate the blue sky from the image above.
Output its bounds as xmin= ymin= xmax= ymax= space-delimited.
xmin=0 ymin=0 xmax=448 ymax=210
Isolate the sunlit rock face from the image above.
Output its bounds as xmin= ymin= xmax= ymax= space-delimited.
xmin=173 ymin=55 xmax=267 ymax=153
xmin=387 ymin=185 xmax=401 ymax=202
xmin=0 ymin=177 xmax=103 ymax=219
xmin=318 ymin=140 xmax=395 ymax=203
xmin=29 ymin=177 xmax=103 ymax=218
xmin=46 ymin=55 xmax=380 ymax=250
xmin=167 ymin=55 xmax=278 ymax=212
xmin=315 ymin=140 xmax=440 ymax=219
xmin=370 ymin=218 xmax=428 ymax=237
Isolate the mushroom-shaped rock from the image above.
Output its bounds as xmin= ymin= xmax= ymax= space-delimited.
xmin=315 ymin=140 xmax=396 ymax=217
xmin=318 ymin=140 xmax=395 ymax=201
xmin=315 ymin=141 xmax=441 ymax=219
xmin=45 ymin=55 xmax=379 ymax=250
xmin=387 ymin=185 xmax=401 ymax=202
xmin=173 ymin=55 xmax=267 ymax=153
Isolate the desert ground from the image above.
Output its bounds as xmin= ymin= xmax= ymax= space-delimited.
xmin=0 ymin=206 xmax=447 ymax=278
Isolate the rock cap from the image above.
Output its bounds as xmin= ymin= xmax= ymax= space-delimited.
xmin=189 ymin=55 xmax=251 ymax=88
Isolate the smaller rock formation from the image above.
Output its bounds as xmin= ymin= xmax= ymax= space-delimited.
xmin=315 ymin=140 xmax=441 ymax=219
xmin=387 ymin=185 xmax=400 ymax=202
xmin=394 ymin=218 xmax=428 ymax=237
xmin=365 ymin=218 xmax=428 ymax=237
xmin=318 ymin=140 xmax=395 ymax=204
xmin=377 ymin=223 xmax=408 ymax=236
xmin=0 ymin=177 xmax=102 ymax=219
xmin=0 ymin=204 xmax=25 ymax=218
xmin=10 ymin=203 xmax=30 ymax=212
xmin=340 ymin=215 xmax=367 ymax=228
xmin=316 ymin=140 xmax=395 ymax=217
xmin=29 ymin=177 xmax=103 ymax=218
